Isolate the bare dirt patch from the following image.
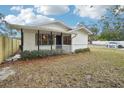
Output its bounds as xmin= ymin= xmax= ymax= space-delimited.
xmin=0 ymin=67 xmax=15 ymax=81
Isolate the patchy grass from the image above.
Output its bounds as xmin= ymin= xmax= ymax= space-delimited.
xmin=0 ymin=48 xmax=124 ymax=88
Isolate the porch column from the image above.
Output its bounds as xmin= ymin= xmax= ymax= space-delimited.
xmin=37 ymin=30 xmax=40 ymax=51
xmin=50 ymin=32 xmax=53 ymax=50
xmin=70 ymin=34 xmax=72 ymax=52
xmin=21 ymin=28 xmax=23 ymax=51
xmin=61 ymin=32 xmax=63 ymax=50
xmin=61 ymin=32 xmax=63 ymax=45
xmin=70 ymin=34 xmax=72 ymax=45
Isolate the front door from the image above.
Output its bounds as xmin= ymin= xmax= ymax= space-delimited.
xmin=56 ymin=35 xmax=62 ymax=49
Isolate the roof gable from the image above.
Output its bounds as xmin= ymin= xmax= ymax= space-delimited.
xmin=71 ymin=26 xmax=93 ymax=35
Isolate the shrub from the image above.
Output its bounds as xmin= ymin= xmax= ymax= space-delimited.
xmin=20 ymin=50 xmax=31 ymax=60
xmin=20 ymin=49 xmax=64 ymax=60
xmin=75 ymin=48 xmax=90 ymax=53
xmin=30 ymin=50 xmax=39 ymax=58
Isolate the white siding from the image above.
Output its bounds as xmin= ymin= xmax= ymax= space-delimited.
xmin=23 ymin=30 xmax=37 ymax=51
xmin=62 ymin=45 xmax=71 ymax=53
xmin=71 ymin=30 xmax=88 ymax=52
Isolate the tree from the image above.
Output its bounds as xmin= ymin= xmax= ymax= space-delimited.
xmin=89 ymin=26 xmax=100 ymax=42
xmin=0 ymin=13 xmax=18 ymax=37
xmin=0 ymin=13 xmax=4 ymax=21
xmin=99 ymin=5 xmax=124 ymax=41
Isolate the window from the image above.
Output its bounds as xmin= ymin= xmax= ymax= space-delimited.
xmin=63 ymin=35 xmax=71 ymax=45
xmin=35 ymin=33 xmax=53 ymax=45
xmin=42 ymin=34 xmax=49 ymax=45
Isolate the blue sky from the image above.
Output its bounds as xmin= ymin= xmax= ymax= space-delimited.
xmin=0 ymin=5 xmax=112 ymax=27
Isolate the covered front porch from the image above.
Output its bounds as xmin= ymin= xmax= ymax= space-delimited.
xmin=35 ymin=30 xmax=72 ymax=53
xmin=9 ymin=22 xmax=73 ymax=53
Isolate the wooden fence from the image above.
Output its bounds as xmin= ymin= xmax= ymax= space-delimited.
xmin=0 ymin=36 xmax=21 ymax=64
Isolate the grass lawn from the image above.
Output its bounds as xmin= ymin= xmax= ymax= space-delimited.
xmin=0 ymin=48 xmax=124 ymax=88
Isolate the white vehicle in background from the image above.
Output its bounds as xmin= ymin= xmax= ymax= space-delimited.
xmin=106 ymin=42 xmax=124 ymax=48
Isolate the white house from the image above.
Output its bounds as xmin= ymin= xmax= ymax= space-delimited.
xmin=9 ymin=21 xmax=92 ymax=53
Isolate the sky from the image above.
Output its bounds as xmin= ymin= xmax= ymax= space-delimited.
xmin=0 ymin=5 xmax=114 ymax=27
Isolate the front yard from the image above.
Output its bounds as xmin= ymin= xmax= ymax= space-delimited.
xmin=0 ymin=48 xmax=124 ymax=88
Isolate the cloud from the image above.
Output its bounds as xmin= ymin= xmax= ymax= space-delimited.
xmin=10 ymin=6 xmax=23 ymax=12
xmin=5 ymin=7 xmax=54 ymax=25
xmin=34 ymin=5 xmax=70 ymax=15
xmin=74 ymin=5 xmax=111 ymax=19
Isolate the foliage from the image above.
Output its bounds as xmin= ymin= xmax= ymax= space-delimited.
xmin=20 ymin=50 xmax=32 ymax=60
xmin=82 ymin=6 xmax=124 ymax=41
xmin=98 ymin=6 xmax=124 ymax=41
xmin=20 ymin=49 xmax=64 ymax=60
xmin=81 ymin=6 xmax=124 ymax=41
xmin=89 ymin=26 xmax=100 ymax=41
xmin=75 ymin=48 xmax=90 ymax=53
xmin=0 ymin=12 xmax=18 ymax=37
xmin=100 ymin=30 xmax=121 ymax=41
xmin=0 ymin=13 xmax=4 ymax=21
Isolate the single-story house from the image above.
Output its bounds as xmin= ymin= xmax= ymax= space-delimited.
xmin=9 ymin=21 xmax=92 ymax=53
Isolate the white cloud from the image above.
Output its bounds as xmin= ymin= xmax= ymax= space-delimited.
xmin=74 ymin=5 xmax=111 ymax=19
xmin=5 ymin=8 xmax=54 ymax=25
xmin=34 ymin=5 xmax=70 ymax=15
xmin=10 ymin=6 xmax=23 ymax=12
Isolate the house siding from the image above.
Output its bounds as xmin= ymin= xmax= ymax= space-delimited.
xmin=23 ymin=30 xmax=37 ymax=51
xmin=71 ymin=29 xmax=88 ymax=52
